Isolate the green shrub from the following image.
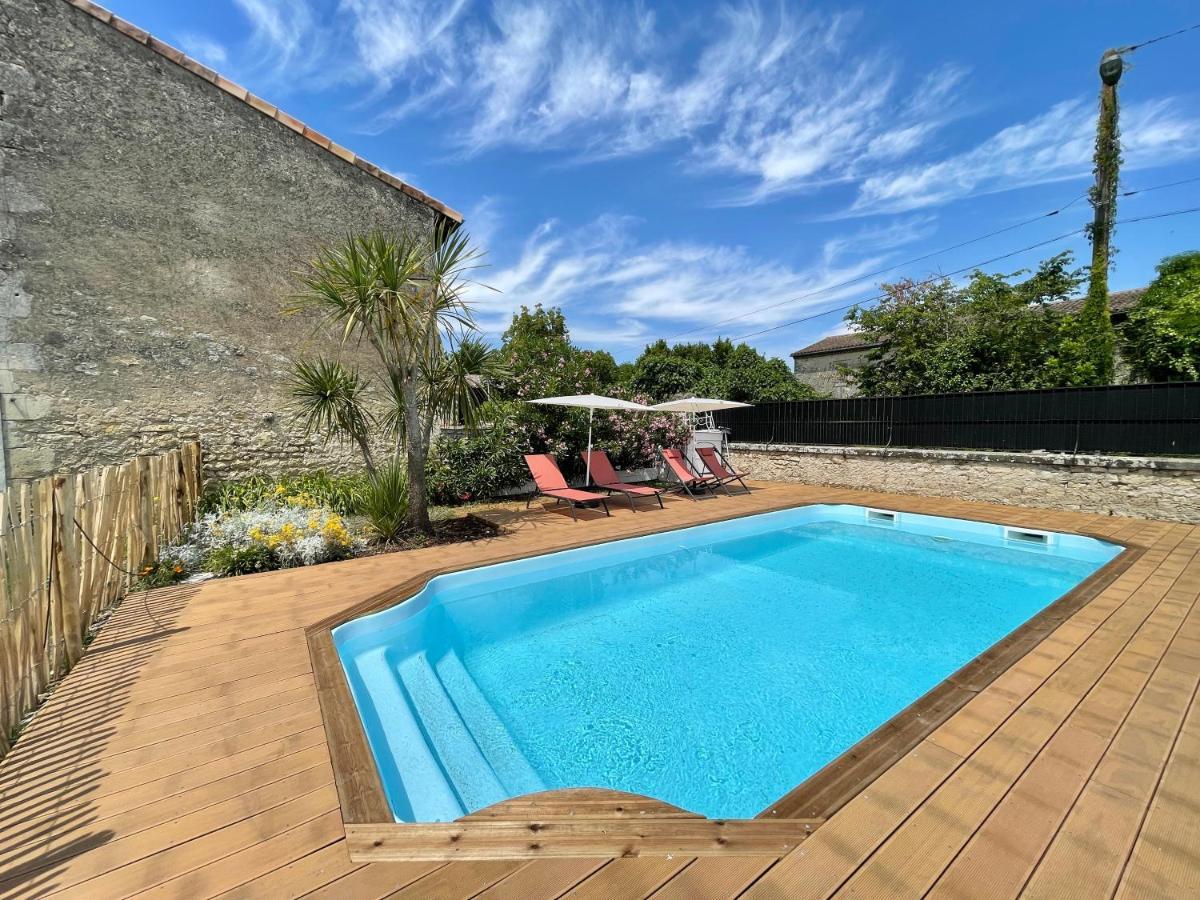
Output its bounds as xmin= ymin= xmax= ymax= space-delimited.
xmin=356 ymin=458 xmax=411 ymax=543
xmin=199 ymin=471 xmax=365 ymax=517
xmin=426 ymin=427 xmax=529 ymax=505
xmin=206 ymin=543 xmax=278 ymax=577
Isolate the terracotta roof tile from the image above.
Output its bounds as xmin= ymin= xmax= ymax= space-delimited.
xmin=791 ymin=288 xmax=1146 ymax=357
xmin=215 ymin=76 xmax=249 ymax=101
xmin=791 ymin=333 xmax=883 ymax=357
xmin=61 ymin=0 xmax=463 ymax=224
xmin=274 ymin=109 xmax=305 ymax=134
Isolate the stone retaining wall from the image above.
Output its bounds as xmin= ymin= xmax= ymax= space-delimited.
xmin=728 ymin=443 xmax=1200 ymax=524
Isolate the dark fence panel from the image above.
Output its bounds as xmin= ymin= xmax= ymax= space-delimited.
xmin=713 ymin=382 xmax=1200 ymax=455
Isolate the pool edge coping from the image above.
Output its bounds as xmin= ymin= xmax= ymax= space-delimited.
xmin=304 ymin=493 xmax=1141 ymax=860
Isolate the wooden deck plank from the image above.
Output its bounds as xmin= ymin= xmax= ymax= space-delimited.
xmin=44 ymin=787 xmax=340 ymax=898
xmin=0 ymin=750 xmax=331 ymax=880
xmin=560 ymin=857 xmax=692 ymax=899
xmin=1113 ymin=666 xmax=1200 ymax=898
xmin=649 ymin=855 xmax=778 ymax=899
xmin=212 ymin=841 xmax=363 ymax=900
xmin=0 ymin=727 xmax=328 ymax=832
xmin=386 ymin=860 xmax=525 ymax=898
xmin=0 ymin=485 xmax=1194 ymax=900
xmin=137 ymin=810 xmax=347 ymax=899
xmin=346 ymin=819 xmax=814 ymax=861
xmin=1021 ymin=663 xmax=1200 ymax=899
xmin=474 ymin=858 xmax=611 ymax=899
xmin=8 ymin=777 xmax=337 ymax=897
xmin=297 ymin=861 xmax=443 ymax=900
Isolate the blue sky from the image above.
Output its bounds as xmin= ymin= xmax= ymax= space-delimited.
xmin=105 ymin=0 xmax=1200 ymax=362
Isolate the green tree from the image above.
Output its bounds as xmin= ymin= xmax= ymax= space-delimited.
xmin=845 ymin=253 xmax=1086 ymax=396
xmin=494 ymin=305 xmax=615 ymax=399
xmin=483 ymin=306 xmax=692 ymax=477
xmin=1123 ymin=251 xmax=1200 ymax=381
xmin=289 ymin=228 xmax=505 ymax=534
xmin=627 ymin=338 xmax=816 ymax=402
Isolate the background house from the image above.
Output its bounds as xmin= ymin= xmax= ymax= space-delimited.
xmin=791 ymin=289 xmax=1145 ymax=397
xmin=0 ymin=0 xmax=461 ymax=487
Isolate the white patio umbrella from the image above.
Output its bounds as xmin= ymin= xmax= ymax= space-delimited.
xmin=650 ymin=397 xmax=753 ymax=413
xmin=528 ymin=394 xmax=654 ymax=486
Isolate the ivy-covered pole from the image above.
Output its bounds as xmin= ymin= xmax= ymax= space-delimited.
xmin=1080 ymin=49 xmax=1124 ymax=384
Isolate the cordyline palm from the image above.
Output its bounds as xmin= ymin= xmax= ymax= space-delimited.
xmin=290 ymin=226 xmax=504 ymax=533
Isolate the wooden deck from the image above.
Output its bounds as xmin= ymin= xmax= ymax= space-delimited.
xmin=0 ymin=483 xmax=1196 ymax=898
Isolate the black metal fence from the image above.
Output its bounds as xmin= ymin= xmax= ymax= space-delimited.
xmin=713 ymin=381 xmax=1200 ymax=455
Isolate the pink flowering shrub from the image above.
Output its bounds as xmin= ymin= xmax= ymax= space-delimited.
xmin=486 ymin=306 xmax=692 ymax=478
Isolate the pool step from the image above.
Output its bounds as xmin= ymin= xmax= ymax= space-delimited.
xmin=348 ymin=647 xmax=465 ymax=823
xmin=396 ymin=652 xmax=508 ymax=815
xmin=434 ymin=650 xmax=546 ymax=798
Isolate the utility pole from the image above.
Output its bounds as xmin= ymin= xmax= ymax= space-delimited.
xmin=1079 ymin=49 xmax=1123 ymax=384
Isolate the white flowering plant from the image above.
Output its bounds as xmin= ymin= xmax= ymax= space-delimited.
xmin=159 ymin=489 xmax=364 ymax=578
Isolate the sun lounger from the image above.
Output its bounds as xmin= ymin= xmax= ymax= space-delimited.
xmin=582 ymin=450 xmax=664 ymax=511
xmin=524 ymin=454 xmax=611 ymax=520
xmin=696 ymin=445 xmax=751 ymax=494
xmin=661 ymin=448 xmax=720 ymax=500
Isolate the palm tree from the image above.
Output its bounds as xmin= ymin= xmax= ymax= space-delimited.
xmin=290 ymin=226 xmax=504 ymax=533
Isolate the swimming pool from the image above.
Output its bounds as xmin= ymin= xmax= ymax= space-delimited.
xmin=333 ymin=504 xmax=1121 ymax=823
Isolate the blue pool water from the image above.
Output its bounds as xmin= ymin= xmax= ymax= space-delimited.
xmin=334 ymin=504 xmax=1121 ymax=823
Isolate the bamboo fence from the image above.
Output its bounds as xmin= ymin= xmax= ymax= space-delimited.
xmin=0 ymin=441 xmax=202 ymax=756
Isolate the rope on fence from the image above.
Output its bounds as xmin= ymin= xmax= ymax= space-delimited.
xmin=72 ymin=515 xmax=143 ymax=578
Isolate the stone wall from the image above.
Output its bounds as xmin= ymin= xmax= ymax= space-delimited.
xmin=791 ymin=348 xmax=871 ymax=398
xmin=0 ymin=0 xmax=458 ymax=485
xmin=728 ymin=443 xmax=1200 ymax=524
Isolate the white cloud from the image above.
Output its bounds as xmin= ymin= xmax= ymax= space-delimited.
xmin=179 ymin=33 xmax=229 ymax=68
xmin=352 ymin=1 xmax=973 ymax=199
xmin=847 ymin=97 xmax=1200 ymax=216
xmin=466 ymin=213 xmax=932 ymax=358
xmin=205 ymin=0 xmax=1200 ymax=215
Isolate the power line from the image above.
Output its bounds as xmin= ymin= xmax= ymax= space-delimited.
xmin=726 ymin=205 xmax=1200 ymax=342
xmin=662 ymin=190 xmax=1094 ymax=340
xmin=1121 ymin=174 xmax=1200 ymax=197
xmin=666 ymin=173 xmax=1198 ymax=342
xmin=1118 ymin=23 xmax=1200 ymax=54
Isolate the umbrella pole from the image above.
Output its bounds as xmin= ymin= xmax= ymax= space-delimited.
xmin=586 ymin=406 xmax=594 ymax=486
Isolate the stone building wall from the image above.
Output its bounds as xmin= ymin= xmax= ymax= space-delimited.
xmin=0 ymin=0 xmax=461 ymax=485
xmin=791 ymin=348 xmax=873 ymax=398
xmin=729 ymin=443 xmax=1200 ymax=524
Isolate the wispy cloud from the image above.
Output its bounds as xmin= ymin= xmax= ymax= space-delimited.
xmin=466 ymin=213 xmax=933 ymax=357
xmin=847 ymin=97 xmax=1200 ymax=216
xmin=204 ymin=0 xmax=1200 ymax=215
xmin=178 ymin=33 xmax=229 ymax=68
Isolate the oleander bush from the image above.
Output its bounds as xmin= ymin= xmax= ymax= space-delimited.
xmin=426 ymin=423 xmax=529 ymax=505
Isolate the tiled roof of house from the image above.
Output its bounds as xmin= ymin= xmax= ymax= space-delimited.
xmin=791 ymin=288 xmax=1146 ymax=358
xmin=789 ymin=333 xmax=885 ymax=357
xmin=62 ymin=0 xmax=463 ymax=225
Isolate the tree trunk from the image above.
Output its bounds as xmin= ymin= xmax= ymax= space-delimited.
xmin=356 ymin=436 xmax=377 ymax=476
xmin=402 ymin=374 xmax=433 ymax=534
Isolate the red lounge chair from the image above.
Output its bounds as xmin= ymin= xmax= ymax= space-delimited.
xmin=524 ymin=454 xmax=611 ymax=520
xmin=696 ymin=446 xmax=751 ymax=494
xmin=661 ymin=448 xmax=720 ymax=500
xmin=582 ymin=450 xmax=664 ymax=511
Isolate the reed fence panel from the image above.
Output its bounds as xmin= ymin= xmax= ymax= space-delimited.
xmin=0 ymin=442 xmax=202 ymax=755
